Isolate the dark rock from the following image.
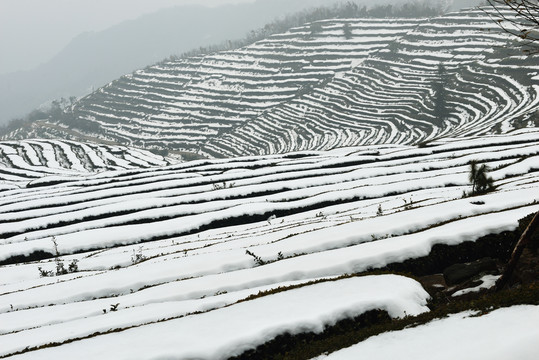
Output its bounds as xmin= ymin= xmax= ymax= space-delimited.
xmin=510 ymin=246 xmax=539 ymax=286
xmin=519 ymin=213 xmax=539 ymax=252
xmin=446 ymin=277 xmax=489 ymax=299
xmin=443 ymin=257 xmax=498 ymax=285
xmin=382 ymin=230 xmax=519 ymax=277
xmin=419 ymin=274 xmax=447 ymax=295
xmin=506 ymin=212 xmax=539 ymax=287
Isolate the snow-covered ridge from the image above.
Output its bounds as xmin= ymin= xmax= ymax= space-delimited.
xmin=0 ymin=275 xmax=430 ymax=359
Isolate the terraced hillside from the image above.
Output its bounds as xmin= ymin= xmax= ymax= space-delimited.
xmin=0 ymin=139 xmax=170 ymax=191
xmin=8 ymin=6 xmax=539 ymax=158
xmin=0 ymin=129 xmax=538 ymax=358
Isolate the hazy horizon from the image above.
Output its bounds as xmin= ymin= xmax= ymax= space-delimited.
xmin=0 ymin=0 xmax=476 ymax=76
xmin=0 ymin=0 xmax=255 ymax=76
xmin=0 ymin=0 xmax=483 ymax=125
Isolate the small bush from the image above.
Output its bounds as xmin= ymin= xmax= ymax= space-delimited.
xmin=68 ymin=259 xmax=79 ymax=273
xmin=38 ymin=267 xmax=54 ymax=277
xmin=246 ymin=250 xmax=266 ymax=266
xmin=38 ymin=237 xmax=79 ymax=277
xmin=104 ymin=303 xmax=120 ymax=314
xmin=213 ymin=182 xmax=236 ymax=190
xmin=403 ymin=198 xmax=415 ymax=210
xmin=131 ymin=247 xmax=147 ymax=264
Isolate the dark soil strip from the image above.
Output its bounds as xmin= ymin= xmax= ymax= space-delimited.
xmin=226 ymin=215 xmax=536 ymax=360
xmin=228 ymin=283 xmax=539 ymax=360
xmin=382 ymin=230 xmax=519 ymax=276
xmin=3 ymin=215 xmax=536 ymax=359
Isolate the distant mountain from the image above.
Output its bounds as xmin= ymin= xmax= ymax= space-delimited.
xmin=7 ymin=6 xmax=537 ymax=159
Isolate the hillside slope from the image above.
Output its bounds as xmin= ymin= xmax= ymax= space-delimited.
xmin=7 ymin=6 xmax=539 ymax=158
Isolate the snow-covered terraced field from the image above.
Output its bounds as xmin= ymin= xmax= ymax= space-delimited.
xmin=0 ymin=130 xmax=538 ymax=359
xmin=0 ymin=139 xmax=171 ymax=190
xmin=8 ymin=7 xmax=539 ymax=158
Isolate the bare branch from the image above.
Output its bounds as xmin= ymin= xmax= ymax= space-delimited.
xmin=482 ymin=0 xmax=539 ymax=52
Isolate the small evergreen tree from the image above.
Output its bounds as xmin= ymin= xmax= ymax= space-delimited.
xmin=309 ymin=22 xmax=323 ymax=39
xmin=469 ymin=160 xmax=479 ymax=195
xmin=432 ymin=63 xmax=448 ymax=126
xmin=469 ymin=160 xmax=495 ymax=195
xmin=343 ymin=23 xmax=353 ymax=40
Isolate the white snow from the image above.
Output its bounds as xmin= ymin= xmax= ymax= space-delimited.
xmin=452 ymin=274 xmax=500 ymax=297
xmin=318 ymin=305 xmax=539 ymax=360
xmin=3 ymin=275 xmax=430 ymax=359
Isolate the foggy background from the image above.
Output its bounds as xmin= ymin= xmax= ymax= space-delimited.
xmin=0 ymin=0 xmax=255 ymax=76
xmin=0 ymin=0 xmax=481 ymax=125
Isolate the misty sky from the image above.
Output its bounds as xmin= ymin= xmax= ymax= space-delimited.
xmin=0 ymin=0 xmax=475 ymax=76
xmin=0 ymin=0 xmax=254 ymax=75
